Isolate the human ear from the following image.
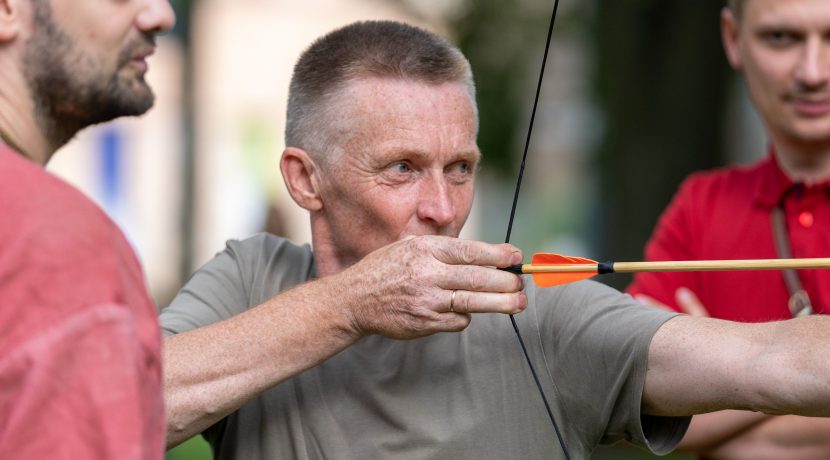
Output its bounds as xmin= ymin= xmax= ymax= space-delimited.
xmin=721 ymin=7 xmax=743 ymax=70
xmin=280 ymin=147 xmax=323 ymax=212
xmin=0 ymin=0 xmax=22 ymax=42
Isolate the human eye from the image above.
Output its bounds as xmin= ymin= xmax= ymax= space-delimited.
xmin=389 ymin=161 xmax=412 ymax=174
xmin=446 ymin=160 xmax=474 ymax=183
xmin=759 ymin=29 xmax=800 ymax=48
xmin=379 ymin=161 xmax=416 ymax=184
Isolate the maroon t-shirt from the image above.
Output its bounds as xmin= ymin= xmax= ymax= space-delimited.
xmin=629 ymin=152 xmax=830 ymax=320
xmin=0 ymin=144 xmax=164 ymax=458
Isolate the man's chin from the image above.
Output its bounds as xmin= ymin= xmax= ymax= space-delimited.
xmin=110 ymin=82 xmax=155 ymax=117
xmin=783 ymin=121 xmax=830 ymax=146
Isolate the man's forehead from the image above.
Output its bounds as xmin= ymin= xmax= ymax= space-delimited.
xmin=331 ymin=77 xmax=480 ymax=160
xmin=337 ymin=77 xmax=477 ymax=126
xmin=341 ymin=76 xmax=472 ymax=102
xmin=742 ymin=0 xmax=830 ymax=28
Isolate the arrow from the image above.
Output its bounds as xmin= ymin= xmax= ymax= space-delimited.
xmin=501 ymin=253 xmax=830 ymax=288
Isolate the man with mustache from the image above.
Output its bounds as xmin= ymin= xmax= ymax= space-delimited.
xmin=630 ymin=0 xmax=830 ymax=458
xmin=162 ymin=20 xmax=830 ymax=459
xmin=0 ymin=0 xmax=174 ymax=458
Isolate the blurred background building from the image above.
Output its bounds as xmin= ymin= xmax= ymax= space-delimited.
xmin=45 ymin=0 xmax=765 ymax=458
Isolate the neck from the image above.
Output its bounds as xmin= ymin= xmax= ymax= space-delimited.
xmin=309 ymin=215 xmax=358 ymax=278
xmin=0 ymin=64 xmax=53 ymax=165
xmin=771 ymin=137 xmax=830 ymax=185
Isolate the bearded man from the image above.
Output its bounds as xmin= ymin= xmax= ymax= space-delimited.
xmin=0 ymin=1 xmax=175 ymax=458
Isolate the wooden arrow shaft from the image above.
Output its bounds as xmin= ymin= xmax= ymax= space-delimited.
xmin=521 ymin=263 xmax=597 ymax=274
xmin=613 ymin=258 xmax=830 ymax=273
xmin=521 ymin=258 xmax=830 ymax=274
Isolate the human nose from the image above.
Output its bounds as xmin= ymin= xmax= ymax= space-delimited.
xmin=137 ymin=0 xmax=176 ymax=34
xmin=417 ymin=173 xmax=455 ymax=227
xmin=794 ymin=35 xmax=830 ymax=89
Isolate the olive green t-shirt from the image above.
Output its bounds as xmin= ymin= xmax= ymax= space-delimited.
xmin=161 ymin=234 xmax=689 ymax=459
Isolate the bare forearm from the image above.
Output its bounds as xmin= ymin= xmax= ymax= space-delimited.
xmin=164 ymin=276 xmax=359 ymax=448
xmin=707 ymin=416 xmax=830 ymax=460
xmin=675 ymin=410 xmax=768 ymax=452
xmin=162 ymin=236 xmax=526 ymax=448
xmin=644 ymin=315 xmax=830 ymax=417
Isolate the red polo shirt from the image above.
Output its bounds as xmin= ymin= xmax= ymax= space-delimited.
xmin=628 ymin=152 xmax=830 ymax=320
xmin=0 ymin=144 xmax=164 ymax=458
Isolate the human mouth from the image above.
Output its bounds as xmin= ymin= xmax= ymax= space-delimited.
xmin=791 ymin=97 xmax=830 ymax=117
xmin=128 ymin=48 xmax=154 ymax=73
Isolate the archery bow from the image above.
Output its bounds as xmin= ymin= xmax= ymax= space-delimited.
xmin=503 ymin=1 xmax=570 ymax=458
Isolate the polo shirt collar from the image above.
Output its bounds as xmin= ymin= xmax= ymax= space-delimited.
xmin=755 ymin=146 xmax=830 ymax=208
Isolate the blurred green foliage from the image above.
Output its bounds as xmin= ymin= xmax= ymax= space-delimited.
xmin=166 ymin=436 xmax=211 ymax=460
xmin=452 ymin=0 xmax=552 ymax=177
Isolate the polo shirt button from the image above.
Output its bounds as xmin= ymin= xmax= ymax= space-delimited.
xmin=798 ymin=211 xmax=814 ymax=228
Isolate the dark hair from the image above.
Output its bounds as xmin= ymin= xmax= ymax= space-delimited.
xmin=285 ymin=20 xmax=475 ymax=164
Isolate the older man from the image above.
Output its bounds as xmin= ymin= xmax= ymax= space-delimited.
xmin=162 ymin=21 xmax=830 ymax=459
xmin=0 ymin=0 xmax=175 ymax=458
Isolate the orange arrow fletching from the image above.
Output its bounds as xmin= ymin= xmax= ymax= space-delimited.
xmin=529 ymin=253 xmax=600 ymax=287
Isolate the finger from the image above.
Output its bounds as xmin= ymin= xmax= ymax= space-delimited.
xmin=436 ymin=312 xmax=472 ymax=333
xmin=446 ymin=290 xmax=527 ymax=315
xmin=428 ymin=237 xmax=522 ymax=268
xmin=438 ymin=264 xmax=524 ymax=293
xmin=676 ymin=287 xmax=709 ymax=318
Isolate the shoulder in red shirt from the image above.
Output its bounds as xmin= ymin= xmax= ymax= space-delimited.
xmin=0 ymin=145 xmax=164 ymax=459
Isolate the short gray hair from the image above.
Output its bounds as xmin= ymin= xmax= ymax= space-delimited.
xmin=727 ymin=0 xmax=744 ymax=20
xmin=285 ymin=20 xmax=476 ymax=166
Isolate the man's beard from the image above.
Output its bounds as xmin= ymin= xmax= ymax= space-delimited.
xmin=22 ymin=2 xmax=156 ymax=150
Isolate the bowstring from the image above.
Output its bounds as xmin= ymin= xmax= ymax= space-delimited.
xmin=503 ymin=1 xmax=570 ymax=458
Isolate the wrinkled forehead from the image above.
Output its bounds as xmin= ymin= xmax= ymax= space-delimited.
xmin=332 ymin=77 xmax=479 ymax=136
xmin=328 ymin=77 xmax=481 ymax=161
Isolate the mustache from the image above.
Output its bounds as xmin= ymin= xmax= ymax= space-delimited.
xmin=117 ymin=33 xmax=157 ymax=68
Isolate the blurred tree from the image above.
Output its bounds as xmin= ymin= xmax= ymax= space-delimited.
xmin=164 ymin=6 xmax=208 ymax=460
xmin=452 ymin=0 xmax=553 ymax=176
xmin=592 ymin=0 xmax=731 ymax=289
xmin=391 ymin=0 xmax=560 ymax=177
xmin=168 ymin=0 xmax=199 ymax=285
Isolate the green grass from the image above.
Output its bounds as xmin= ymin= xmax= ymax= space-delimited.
xmin=166 ymin=436 xmax=211 ymax=460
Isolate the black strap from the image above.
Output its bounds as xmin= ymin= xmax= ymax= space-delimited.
xmin=771 ymin=195 xmax=813 ymax=317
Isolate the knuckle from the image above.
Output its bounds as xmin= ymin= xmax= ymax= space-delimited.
xmin=448 ymin=315 xmax=471 ymax=332
xmin=457 ymin=244 xmax=477 ymax=265
xmin=454 ymin=239 xmax=487 ymax=265
xmin=467 ymin=271 xmax=487 ymax=292
xmin=407 ymin=236 xmax=428 ymax=254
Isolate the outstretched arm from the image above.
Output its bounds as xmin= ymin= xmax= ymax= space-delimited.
xmin=643 ymin=315 xmax=830 ymax=417
xmin=163 ymin=236 xmax=525 ymax=448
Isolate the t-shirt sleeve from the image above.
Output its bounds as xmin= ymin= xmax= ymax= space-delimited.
xmin=160 ymin=241 xmax=252 ymax=336
xmin=533 ymin=280 xmax=690 ymax=455
xmin=0 ymin=305 xmax=160 ymax=459
xmin=160 ymin=234 xmax=315 ymax=336
xmin=627 ymin=175 xmax=704 ymax=310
